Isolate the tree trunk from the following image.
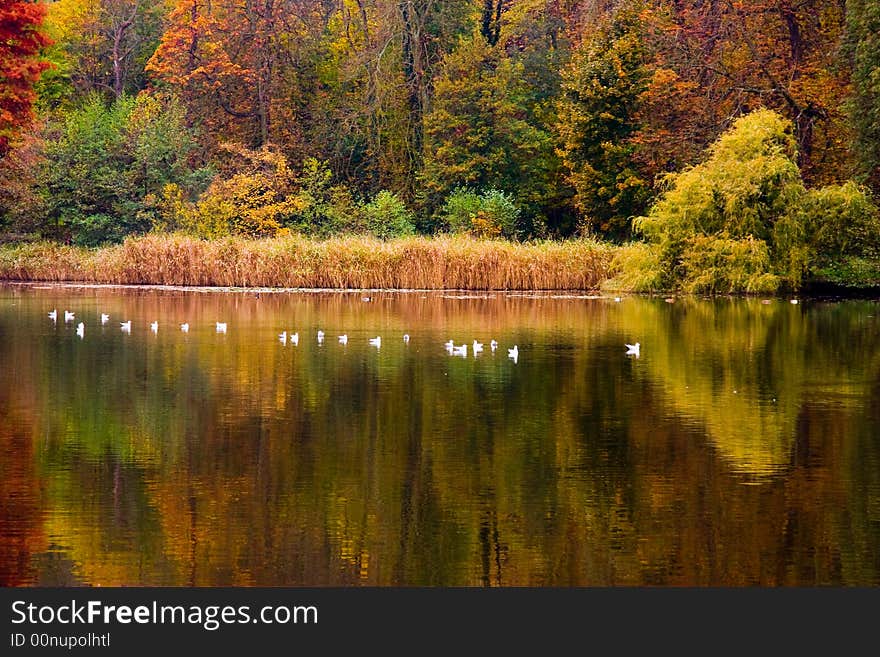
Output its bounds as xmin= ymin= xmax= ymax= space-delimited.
xmin=400 ymin=1 xmax=426 ymax=197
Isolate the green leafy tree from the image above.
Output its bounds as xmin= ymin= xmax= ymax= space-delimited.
xmin=42 ymin=93 xmax=205 ymax=245
xmin=421 ymin=35 xmax=558 ymax=235
xmin=801 ymin=181 xmax=880 ymax=286
xmin=555 ymin=4 xmax=651 ymax=241
xmin=288 ymin=158 xmax=362 ymax=237
xmin=847 ymin=0 xmax=880 ymax=193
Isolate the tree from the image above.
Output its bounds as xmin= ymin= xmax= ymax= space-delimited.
xmin=361 ymin=190 xmax=416 ymax=239
xmin=0 ymin=130 xmax=45 ymax=232
xmin=555 ymin=4 xmax=650 ymax=240
xmin=38 ymin=0 xmax=166 ymax=105
xmin=847 ymin=0 xmax=880 ymax=193
xmin=618 ymin=109 xmax=879 ymax=293
xmin=421 ymin=34 xmax=558 ymax=234
xmin=42 ymin=93 xmax=207 ymax=245
xmin=148 ymin=0 xmax=288 ymax=148
xmin=638 ymin=0 xmax=852 ymax=186
xmin=0 ymin=0 xmax=51 ymax=155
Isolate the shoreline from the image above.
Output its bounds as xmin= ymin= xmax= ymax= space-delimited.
xmin=3 ymin=280 xmax=878 ymax=301
xmin=0 ymin=280 xmax=608 ymax=299
xmin=2 ymin=235 xmax=878 ymax=298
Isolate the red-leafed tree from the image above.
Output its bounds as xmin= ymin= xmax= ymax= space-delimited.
xmin=0 ymin=0 xmax=51 ymax=155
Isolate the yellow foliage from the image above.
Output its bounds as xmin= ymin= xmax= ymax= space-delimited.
xmin=469 ymin=212 xmax=503 ymax=239
xmin=150 ymin=143 xmax=304 ymax=239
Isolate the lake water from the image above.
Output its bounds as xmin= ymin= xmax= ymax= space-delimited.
xmin=1 ymin=283 xmax=879 ymax=586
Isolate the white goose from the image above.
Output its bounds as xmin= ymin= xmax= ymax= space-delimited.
xmin=279 ymin=331 xmax=287 ymax=345
xmin=453 ymin=343 xmax=467 ymax=357
xmin=508 ymin=345 xmax=519 ymax=363
xmin=403 ymin=334 xmax=410 ymax=344
xmin=290 ymin=332 xmax=299 ymax=346
xmin=369 ymin=336 xmax=381 ymax=348
xmin=48 ymin=309 xmax=57 ymax=321
xmin=150 ymin=321 xmax=158 ymax=333
xmin=444 ymin=339 xmax=455 ymax=351
xmin=216 ymin=322 xmax=227 ymax=333
xmin=625 ymin=342 xmax=640 ymax=357
xmin=180 ymin=322 xmax=189 ymax=333
xmin=490 ymin=339 xmax=498 ymax=352
xmin=473 ymin=340 xmax=484 ymax=354
xmin=76 ymin=322 xmax=84 ymax=338
xmin=64 ymin=310 xmax=75 ymax=322
xmin=120 ymin=320 xmax=131 ymax=332
xmin=101 ymin=313 xmax=109 ymax=325
xmin=339 ymin=334 xmax=348 ymax=345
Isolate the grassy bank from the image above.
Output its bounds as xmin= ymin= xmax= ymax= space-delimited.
xmin=0 ymin=234 xmax=615 ymax=290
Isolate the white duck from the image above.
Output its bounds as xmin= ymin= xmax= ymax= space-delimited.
xmin=473 ymin=340 xmax=484 ymax=354
xmin=369 ymin=336 xmax=382 ymax=348
xmin=339 ymin=334 xmax=348 ymax=345
xmin=490 ymin=340 xmax=498 ymax=352
xmin=48 ymin=309 xmax=57 ymax=321
xmin=279 ymin=331 xmax=287 ymax=345
xmin=76 ymin=322 xmax=84 ymax=338
xmin=625 ymin=342 xmax=640 ymax=357
xmin=403 ymin=334 xmax=410 ymax=344
xmin=101 ymin=313 xmax=110 ymax=325
xmin=216 ymin=322 xmax=227 ymax=333
xmin=290 ymin=332 xmax=299 ymax=346
xmin=453 ymin=344 xmax=467 ymax=357
xmin=120 ymin=320 xmax=131 ymax=332
xmin=508 ymin=345 xmax=519 ymax=363
xmin=64 ymin=310 xmax=75 ymax=322
xmin=150 ymin=321 xmax=158 ymax=333
xmin=180 ymin=322 xmax=189 ymax=333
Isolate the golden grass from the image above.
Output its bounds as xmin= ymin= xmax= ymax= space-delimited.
xmin=0 ymin=234 xmax=616 ymax=290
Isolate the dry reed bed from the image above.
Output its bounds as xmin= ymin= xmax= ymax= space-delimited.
xmin=0 ymin=234 xmax=615 ymax=290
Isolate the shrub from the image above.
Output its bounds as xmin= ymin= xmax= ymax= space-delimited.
xmin=440 ymin=188 xmax=521 ymax=239
xmin=603 ymin=242 xmax=665 ymax=292
xmin=180 ymin=143 xmax=301 ymax=238
xmin=802 ymin=181 xmax=880 ymax=260
xmin=802 ymin=181 xmax=880 ymax=286
xmin=287 ymin=158 xmax=363 ymax=236
xmin=361 ymin=191 xmax=416 ymax=240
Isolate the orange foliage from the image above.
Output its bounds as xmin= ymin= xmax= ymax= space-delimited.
xmin=637 ymin=1 xmax=852 ymax=184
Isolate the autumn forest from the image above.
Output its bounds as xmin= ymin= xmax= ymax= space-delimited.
xmin=2 ymin=1 xmax=880 ymax=292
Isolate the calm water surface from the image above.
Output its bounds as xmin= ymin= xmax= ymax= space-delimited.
xmin=1 ymin=284 xmax=879 ymax=586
